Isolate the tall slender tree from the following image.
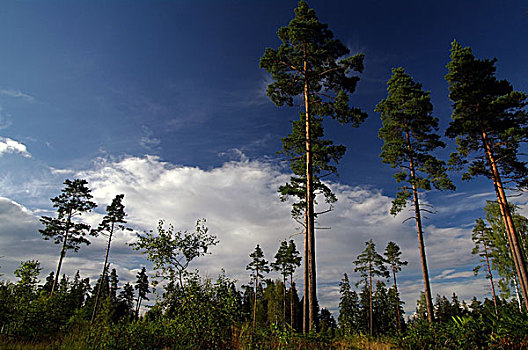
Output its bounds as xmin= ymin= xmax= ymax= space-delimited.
xmin=472 ymin=218 xmax=499 ymax=316
xmin=338 ymin=273 xmax=359 ymax=334
xmin=482 ymin=201 xmax=527 ymax=306
xmin=260 ymin=1 xmax=367 ymax=331
xmin=91 ymin=194 xmax=128 ymax=323
xmin=278 ymin=114 xmax=344 ymax=331
xmin=272 ymin=241 xmax=289 ymax=326
xmin=445 ymin=40 xmax=528 ymax=306
xmin=135 ymin=267 xmax=150 ymax=317
xmin=375 ymin=67 xmax=454 ymax=323
xmin=383 ymin=241 xmax=407 ymax=332
xmin=354 ymin=240 xmax=389 ymax=336
xmin=39 ymin=179 xmax=97 ymax=295
xmin=246 ymin=244 xmax=270 ymax=328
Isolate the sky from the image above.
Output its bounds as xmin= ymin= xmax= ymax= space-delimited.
xmin=0 ymin=0 xmax=527 ymax=317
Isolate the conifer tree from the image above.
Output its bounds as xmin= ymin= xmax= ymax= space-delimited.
xmin=445 ymin=40 xmax=528 ymax=306
xmin=472 ymin=218 xmax=499 ymax=316
xmin=383 ymin=241 xmax=407 ymax=332
xmin=376 ymin=67 xmax=454 ymax=323
xmin=135 ymin=267 xmax=150 ymax=317
xmin=91 ymin=194 xmax=128 ymax=323
xmin=338 ymin=273 xmax=359 ymax=334
xmin=246 ymin=244 xmax=270 ymax=328
xmin=260 ymin=0 xmax=367 ymax=331
xmin=354 ymin=240 xmax=389 ymax=336
xmin=272 ymin=241 xmax=289 ymax=326
xmin=39 ymin=179 xmax=97 ymax=295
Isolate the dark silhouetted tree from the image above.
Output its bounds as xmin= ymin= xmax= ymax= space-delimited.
xmin=39 ymin=179 xmax=97 ymax=295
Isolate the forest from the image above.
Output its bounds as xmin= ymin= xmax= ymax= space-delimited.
xmin=2 ymin=1 xmax=528 ymax=349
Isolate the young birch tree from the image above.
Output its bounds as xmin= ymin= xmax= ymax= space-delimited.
xmin=375 ymin=67 xmax=454 ymax=323
xmin=260 ymin=1 xmax=367 ymax=331
xmin=445 ymin=40 xmax=528 ymax=307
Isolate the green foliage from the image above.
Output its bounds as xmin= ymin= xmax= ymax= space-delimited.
xmin=338 ymin=273 xmax=359 ymax=335
xmin=445 ymin=40 xmax=528 ymax=187
xmin=376 ymin=67 xmax=454 ymax=215
xmin=247 ymin=244 xmax=271 ymax=283
xmin=39 ymin=179 xmax=97 ymax=251
xmin=132 ymin=218 xmax=217 ymax=288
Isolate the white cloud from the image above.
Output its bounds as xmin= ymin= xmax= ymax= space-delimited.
xmin=0 ymin=154 xmax=493 ymax=317
xmin=0 ymin=137 xmax=31 ymax=158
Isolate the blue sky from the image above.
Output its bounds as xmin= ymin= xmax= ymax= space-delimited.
xmin=0 ymin=0 xmax=527 ymax=315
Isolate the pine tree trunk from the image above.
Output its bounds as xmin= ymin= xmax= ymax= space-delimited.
xmin=303 ymin=215 xmax=309 ymax=333
xmin=290 ymin=275 xmax=295 ymax=328
xmin=91 ymin=223 xmax=114 ymax=323
xmin=253 ymin=267 xmax=258 ymax=329
xmin=303 ymin=45 xmax=317 ymax=333
xmin=136 ymin=296 xmax=142 ymax=318
xmin=406 ymin=130 xmax=434 ymax=323
xmin=481 ymin=128 xmax=528 ymax=308
xmin=51 ymin=210 xmax=72 ymax=296
xmin=482 ymin=242 xmax=498 ymax=316
xmin=369 ymin=265 xmax=373 ymax=337
xmin=391 ymin=263 xmax=402 ymax=332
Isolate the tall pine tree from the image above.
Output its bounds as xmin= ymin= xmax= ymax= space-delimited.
xmin=91 ymin=194 xmax=128 ymax=323
xmin=384 ymin=241 xmax=407 ymax=332
xmin=354 ymin=240 xmax=389 ymax=336
xmin=375 ymin=67 xmax=454 ymax=323
xmin=445 ymin=40 xmax=528 ymax=306
xmin=39 ymin=179 xmax=97 ymax=295
xmin=260 ymin=1 xmax=367 ymax=331
xmin=246 ymin=244 xmax=270 ymax=328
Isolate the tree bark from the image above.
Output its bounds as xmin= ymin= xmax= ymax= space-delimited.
xmin=391 ymin=263 xmax=402 ymax=332
xmin=406 ymin=130 xmax=434 ymax=323
xmin=91 ymin=223 xmax=115 ymax=323
xmin=253 ymin=266 xmax=258 ymax=329
xmin=481 ymin=128 xmax=528 ymax=308
xmin=290 ymin=276 xmax=295 ymax=329
xmin=51 ymin=210 xmax=72 ymax=296
xmin=303 ymin=215 xmax=309 ymax=333
xmin=482 ymin=242 xmax=498 ymax=316
xmin=368 ymin=263 xmax=373 ymax=336
xmin=303 ymin=44 xmax=317 ymax=333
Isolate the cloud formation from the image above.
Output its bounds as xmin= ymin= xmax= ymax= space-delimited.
xmin=0 ymin=137 xmax=31 ymax=158
xmin=0 ymin=154 xmax=488 ymax=315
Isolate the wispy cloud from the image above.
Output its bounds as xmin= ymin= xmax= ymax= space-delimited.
xmin=0 ymin=89 xmax=35 ymax=102
xmin=139 ymin=125 xmax=161 ymax=152
xmin=0 ymin=106 xmax=13 ymax=130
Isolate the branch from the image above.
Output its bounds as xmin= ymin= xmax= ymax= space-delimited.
xmin=402 ymin=216 xmax=416 ymax=224
xmin=315 ymin=208 xmax=333 ymax=216
xmin=318 ymin=66 xmax=342 ymax=77
xmin=280 ymin=60 xmax=302 ymax=74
